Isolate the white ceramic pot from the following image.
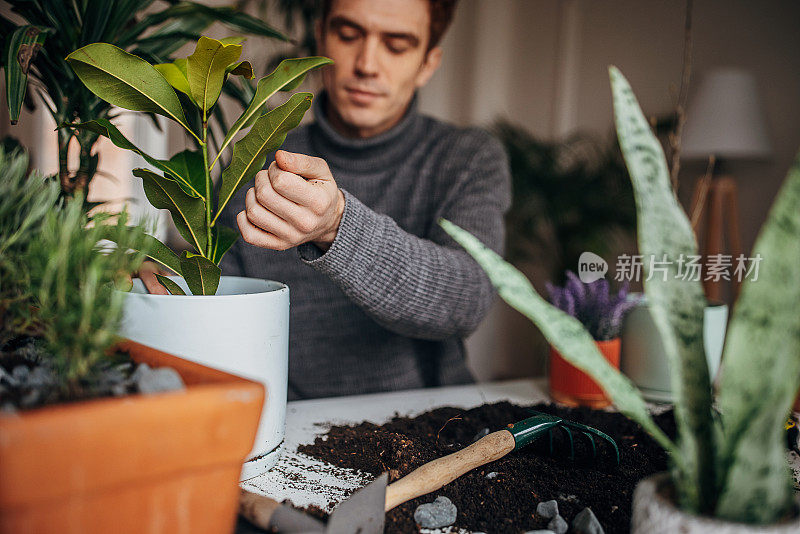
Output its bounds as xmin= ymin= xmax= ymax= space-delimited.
xmin=118 ymin=276 xmax=289 ymax=480
xmin=632 ymin=473 xmax=800 ymax=533
xmin=620 ymin=296 xmax=728 ymax=402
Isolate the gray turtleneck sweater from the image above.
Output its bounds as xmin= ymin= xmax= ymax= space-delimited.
xmin=218 ymin=92 xmax=511 ymax=400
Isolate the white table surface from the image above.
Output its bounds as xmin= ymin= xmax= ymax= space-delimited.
xmin=240 ymin=378 xmax=800 ymax=518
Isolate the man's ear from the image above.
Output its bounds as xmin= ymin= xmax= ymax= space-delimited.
xmin=415 ymin=47 xmax=443 ymax=89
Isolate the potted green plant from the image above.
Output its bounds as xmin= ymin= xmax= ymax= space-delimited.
xmin=65 ymin=36 xmax=331 ymax=476
xmin=0 ymin=145 xmax=264 ymax=534
xmin=1 ymin=0 xmax=288 ymax=196
xmin=441 ymin=66 xmax=800 ymax=531
xmin=546 ymin=273 xmax=639 ymax=408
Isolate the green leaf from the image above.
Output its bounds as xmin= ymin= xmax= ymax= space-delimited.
xmin=211 ymin=225 xmax=239 ymax=265
xmin=66 ymin=43 xmax=194 ymax=135
xmin=215 ymin=57 xmax=332 ymax=164
xmin=5 ymin=25 xmax=48 ymax=124
xmin=214 ymin=92 xmax=313 ymax=224
xmin=142 ymin=234 xmax=182 ymax=275
xmin=610 ymin=66 xmax=716 ymax=513
xmin=154 ymin=274 xmax=186 ymax=295
xmin=133 ymin=168 xmax=208 ymax=255
xmin=714 ymin=152 xmax=800 ymax=523
xmin=439 ymin=219 xmax=677 ymax=457
xmin=154 ymin=61 xmax=191 ymax=99
xmin=166 ymin=149 xmax=206 ymax=199
xmin=226 ymin=60 xmax=254 ymax=79
xmin=121 ymin=4 xmax=288 ymax=46
xmin=180 ymin=251 xmax=220 ymax=296
xmin=187 ymin=36 xmax=242 ymax=113
xmin=69 ymin=119 xmax=204 ymax=198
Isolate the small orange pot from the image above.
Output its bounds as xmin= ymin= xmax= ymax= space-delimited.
xmin=549 ymin=338 xmax=621 ymax=409
xmin=0 ymin=340 xmax=265 ymax=534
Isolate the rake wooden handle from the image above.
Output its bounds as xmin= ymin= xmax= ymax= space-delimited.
xmin=384 ymin=430 xmax=515 ymax=511
xmin=239 ymin=489 xmax=281 ymax=529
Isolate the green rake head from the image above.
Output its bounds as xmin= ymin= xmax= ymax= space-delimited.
xmin=506 ymin=410 xmax=620 ymax=466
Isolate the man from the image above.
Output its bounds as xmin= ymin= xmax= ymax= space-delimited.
xmin=142 ymin=0 xmax=511 ymax=400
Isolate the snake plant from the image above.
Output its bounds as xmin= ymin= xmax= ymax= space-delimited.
xmin=441 ymin=67 xmax=800 ymax=524
xmin=66 ymin=36 xmax=331 ymax=295
xmin=1 ymin=0 xmax=288 ymax=196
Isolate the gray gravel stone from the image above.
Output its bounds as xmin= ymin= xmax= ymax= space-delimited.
xmin=548 ymin=514 xmax=568 ymax=534
xmin=28 ymin=366 xmax=55 ymax=387
xmin=572 ymin=507 xmax=604 ymax=534
xmin=472 ymin=427 xmax=490 ymax=442
xmin=0 ymin=365 xmax=16 ymax=386
xmin=413 ymin=496 xmax=457 ymax=529
xmin=536 ymin=500 xmax=559 ymax=519
xmin=486 ymin=471 xmax=498 ymax=479
xmin=11 ymin=365 xmax=29 ymax=382
xmin=135 ymin=366 xmax=185 ymax=395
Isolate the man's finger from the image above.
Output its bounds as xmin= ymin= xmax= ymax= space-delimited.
xmin=237 ymin=210 xmax=293 ymax=251
xmin=139 ymin=263 xmax=169 ymax=295
xmin=275 ymin=150 xmax=331 ymax=181
xmin=245 ymin=187 xmax=301 ymax=242
xmin=267 ymin=160 xmax=317 ymax=205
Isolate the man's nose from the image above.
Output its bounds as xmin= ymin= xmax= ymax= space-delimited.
xmin=354 ymin=37 xmax=379 ymax=78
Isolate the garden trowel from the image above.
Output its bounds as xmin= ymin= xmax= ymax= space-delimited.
xmin=237 ymin=472 xmax=387 ymax=533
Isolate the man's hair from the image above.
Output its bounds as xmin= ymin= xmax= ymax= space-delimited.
xmin=320 ymin=0 xmax=459 ymax=51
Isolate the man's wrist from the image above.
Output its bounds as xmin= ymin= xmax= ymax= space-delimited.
xmin=312 ymin=188 xmax=346 ymax=251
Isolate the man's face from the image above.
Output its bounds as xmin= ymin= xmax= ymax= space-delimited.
xmin=317 ymin=0 xmax=442 ymax=138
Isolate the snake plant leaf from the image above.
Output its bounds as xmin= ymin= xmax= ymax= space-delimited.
xmin=5 ymin=25 xmax=48 ymax=124
xmin=211 ymin=225 xmax=239 ymax=265
xmin=439 ymin=219 xmax=677 ymax=457
xmin=179 ymin=251 xmax=221 ymax=296
xmin=215 ymin=57 xmax=332 ymax=162
xmin=66 ymin=43 xmax=193 ymax=134
xmin=154 ymin=274 xmax=186 ymax=296
xmin=133 ymin=168 xmax=208 ymax=255
xmin=187 ymin=36 xmax=242 ymax=113
xmin=214 ymin=92 xmax=313 ymax=223
xmin=68 ymin=119 xmax=204 ymax=198
xmin=714 ymin=153 xmax=800 ymax=524
xmin=154 ymin=61 xmax=192 ymax=99
xmin=610 ymin=65 xmax=715 ymax=513
xmin=141 ymin=234 xmax=182 ymax=276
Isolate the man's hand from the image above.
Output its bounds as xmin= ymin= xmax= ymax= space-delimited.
xmin=237 ymin=150 xmax=345 ymax=252
xmin=136 ymin=260 xmax=171 ymax=295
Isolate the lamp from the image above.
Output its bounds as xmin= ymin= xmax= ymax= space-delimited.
xmin=682 ymin=68 xmax=772 ymax=301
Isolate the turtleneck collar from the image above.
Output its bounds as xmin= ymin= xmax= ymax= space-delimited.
xmin=309 ymin=90 xmax=424 ymax=172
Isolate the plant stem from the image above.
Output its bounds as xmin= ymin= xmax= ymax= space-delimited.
xmin=201 ymin=120 xmax=213 ymax=258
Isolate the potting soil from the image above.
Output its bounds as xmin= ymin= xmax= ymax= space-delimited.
xmin=297 ymin=401 xmax=675 ymax=533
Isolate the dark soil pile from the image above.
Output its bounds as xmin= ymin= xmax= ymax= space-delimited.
xmin=298 ymin=401 xmax=675 ymax=533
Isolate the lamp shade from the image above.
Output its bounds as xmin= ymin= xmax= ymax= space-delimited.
xmin=681 ymin=68 xmax=772 ymax=161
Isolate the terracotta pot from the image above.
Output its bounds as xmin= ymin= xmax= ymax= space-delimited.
xmin=632 ymin=473 xmax=800 ymax=533
xmin=549 ymin=338 xmax=620 ymax=408
xmin=0 ymin=340 xmax=264 ymax=534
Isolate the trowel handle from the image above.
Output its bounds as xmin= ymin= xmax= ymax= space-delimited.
xmin=384 ymin=430 xmax=515 ymax=511
xmin=239 ymin=489 xmax=282 ymax=528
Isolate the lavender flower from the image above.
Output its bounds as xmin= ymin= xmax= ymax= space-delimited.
xmin=546 ymin=273 xmax=641 ymax=341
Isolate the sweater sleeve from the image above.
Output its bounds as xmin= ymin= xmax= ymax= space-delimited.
xmin=296 ymin=131 xmax=511 ymax=341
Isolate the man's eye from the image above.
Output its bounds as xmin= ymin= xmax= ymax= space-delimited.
xmin=386 ymin=40 xmax=410 ymax=54
xmin=337 ymin=28 xmax=359 ymax=41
